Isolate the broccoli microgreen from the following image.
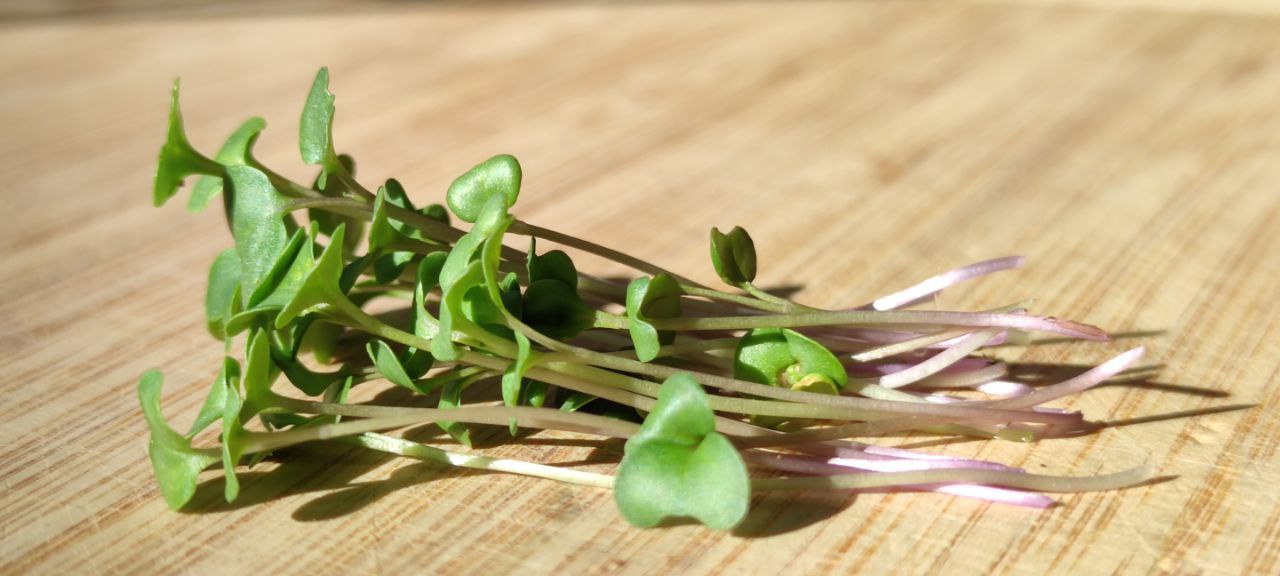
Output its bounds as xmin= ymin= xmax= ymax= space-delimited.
xmin=139 ymin=68 xmax=1157 ymax=531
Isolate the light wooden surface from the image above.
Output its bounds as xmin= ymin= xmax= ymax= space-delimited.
xmin=3 ymin=2 xmax=1279 ymax=574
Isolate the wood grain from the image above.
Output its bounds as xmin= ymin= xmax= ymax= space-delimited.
xmin=2 ymin=2 xmax=1279 ymax=574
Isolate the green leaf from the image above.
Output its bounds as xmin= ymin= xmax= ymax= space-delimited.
xmin=412 ymin=252 xmax=448 ymax=342
xmin=276 ymin=224 xmax=347 ymax=328
xmin=732 ymin=328 xmax=846 ymax=391
xmin=189 ymin=117 xmax=266 ymax=213
xmin=502 ymin=331 xmax=532 ymax=434
xmin=205 ymin=249 xmax=241 ymax=340
xmin=528 ymin=248 xmax=578 ymax=288
xmin=780 ymin=329 xmax=847 ymax=390
xmin=242 ymin=329 xmax=279 ymax=415
xmin=220 ymin=368 xmax=246 ymax=502
xmin=367 ymin=339 xmax=432 ymax=394
xmin=438 ymin=380 xmax=472 ymax=448
xmin=187 ymin=357 xmax=240 ymax=437
xmin=138 ymin=370 xmax=219 ymax=510
xmin=373 ymin=252 xmax=414 ymax=285
xmin=625 ymin=274 xmax=684 ymax=362
xmin=246 ymin=227 xmax=310 ymax=308
xmin=367 ymin=186 xmax=395 ymax=252
xmin=421 ymin=203 xmax=450 ymax=225
xmin=299 ymin=67 xmax=342 ymax=189
xmin=154 ymin=79 xmax=220 ymax=207
xmin=227 ymin=165 xmax=289 ymax=304
xmin=520 ymin=380 xmax=548 ymax=409
xmin=433 ymin=260 xmax=492 ymax=361
xmin=559 ymin=391 xmax=598 ymax=412
xmin=298 ymin=319 xmax=343 ymax=365
xmin=445 ymin=154 xmax=522 ymax=223
xmin=522 ymin=279 xmax=594 ymax=339
xmin=309 ymin=154 xmax=364 ymax=252
xmin=614 ymin=373 xmax=749 ymax=530
xmin=709 ymin=226 xmax=757 ymax=286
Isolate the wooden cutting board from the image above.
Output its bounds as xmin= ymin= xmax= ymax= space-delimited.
xmin=3 ymin=2 xmax=1278 ymax=574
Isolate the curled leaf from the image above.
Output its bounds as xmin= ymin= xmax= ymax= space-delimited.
xmin=732 ymin=328 xmax=847 ymax=392
xmin=626 ymin=274 xmax=684 ymax=362
xmin=710 ymin=226 xmax=757 ymax=286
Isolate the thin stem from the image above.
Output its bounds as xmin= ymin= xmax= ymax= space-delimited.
xmin=649 ymin=309 xmax=1108 ymax=341
xmin=509 ymin=220 xmax=707 ymax=289
xmin=349 ymin=432 xmax=615 ymax=488
xmin=682 ymin=285 xmax=787 ymax=313
xmin=751 ymin=464 xmax=1154 ymax=493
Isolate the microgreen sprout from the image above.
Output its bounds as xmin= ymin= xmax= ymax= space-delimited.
xmin=141 ymin=68 xmax=1157 ymax=530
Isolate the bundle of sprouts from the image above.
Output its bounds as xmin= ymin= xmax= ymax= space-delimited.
xmin=142 ymin=68 xmax=1151 ymax=529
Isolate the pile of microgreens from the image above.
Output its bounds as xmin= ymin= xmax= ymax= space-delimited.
xmin=142 ymin=67 xmax=1152 ymax=530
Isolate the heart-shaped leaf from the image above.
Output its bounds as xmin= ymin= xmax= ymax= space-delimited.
xmin=614 ymin=373 xmax=749 ymax=530
xmin=153 ymin=79 xmax=221 ymax=208
xmin=445 ymin=154 xmax=521 ymax=223
xmin=626 ymin=274 xmax=684 ymax=362
xmin=189 ymin=117 xmax=266 ymax=213
xmin=138 ymin=370 xmax=220 ymax=510
xmin=709 ymin=226 xmax=757 ymax=286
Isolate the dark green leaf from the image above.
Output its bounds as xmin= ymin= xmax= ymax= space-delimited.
xmin=528 ymin=249 xmax=578 ymax=288
xmin=709 ymin=226 xmax=757 ymax=286
xmin=522 ymin=279 xmax=594 ymax=339
xmin=559 ymin=391 xmax=598 ymax=413
xmin=373 ymin=252 xmax=414 ymax=285
xmin=445 ymin=154 xmax=521 ymax=223
xmin=614 ymin=373 xmax=749 ymax=530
